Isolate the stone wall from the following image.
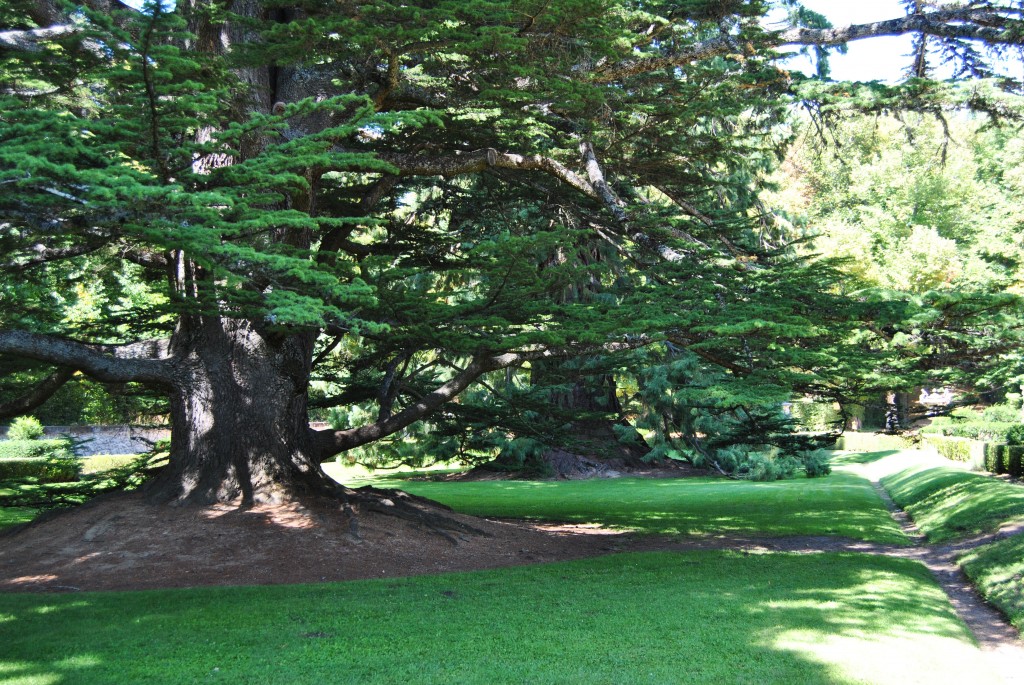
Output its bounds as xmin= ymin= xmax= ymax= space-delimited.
xmin=0 ymin=425 xmax=171 ymax=456
xmin=0 ymin=422 xmax=333 ymax=456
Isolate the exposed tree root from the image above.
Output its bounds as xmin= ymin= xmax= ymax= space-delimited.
xmin=336 ymin=484 xmax=492 ymax=545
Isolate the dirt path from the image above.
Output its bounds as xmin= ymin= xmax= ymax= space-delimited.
xmin=866 ymin=478 xmax=1024 ymax=684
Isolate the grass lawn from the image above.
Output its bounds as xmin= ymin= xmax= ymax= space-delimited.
xmin=0 ymin=506 xmax=38 ymax=530
xmin=880 ymin=466 xmax=1024 ymax=542
xmin=960 ymin=532 xmax=1024 ymax=632
xmin=0 ymin=551 xmax=998 ymax=685
xmin=326 ymin=463 xmax=908 ymax=544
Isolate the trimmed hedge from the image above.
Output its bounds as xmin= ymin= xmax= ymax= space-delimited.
xmin=0 ymin=438 xmax=74 ymax=460
xmin=920 ymin=434 xmax=994 ymax=470
xmin=985 ymin=445 xmax=1024 ymax=479
xmin=0 ymin=457 xmax=81 ymax=483
xmin=834 ymin=432 xmax=917 ymax=452
xmin=920 ymin=420 xmax=1020 ymax=443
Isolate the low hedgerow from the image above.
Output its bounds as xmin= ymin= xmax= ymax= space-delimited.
xmin=921 ymin=434 xmax=975 ymax=463
xmin=0 ymin=456 xmax=81 ymax=483
xmin=0 ymin=438 xmax=74 ymax=460
xmin=835 ymin=432 xmax=918 ymax=452
xmin=80 ymin=454 xmax=142 ymax=474
xmin=983 ymin=445 xmax=1024 ymax=478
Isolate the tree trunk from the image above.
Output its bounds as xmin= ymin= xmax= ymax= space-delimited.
xmin=145 ymin=317 xmax=332 ymax=505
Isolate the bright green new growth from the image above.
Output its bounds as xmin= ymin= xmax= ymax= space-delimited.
xmin=0 ymin=552 xmax=995 ymax=685
xmin=6 ymin=416 xmax=44 ymax=441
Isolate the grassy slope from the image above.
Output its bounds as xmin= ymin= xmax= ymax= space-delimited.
xmin=330 ymin=465 xmax=907 ymax=544
xmin=960 ymin=534 xmax=1024 ymax=632
xmin=880 ymin=466 xmax=1024 ymax=543
xmin=877 ymin=458 xmax=1024 ymax=636
xmin=0 ymin=551 xmax=997 ymax=685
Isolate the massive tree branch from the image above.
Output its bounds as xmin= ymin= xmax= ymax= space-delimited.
xmin=592 ymin=8 xmax=1023 ymax=83
xmin=0 ymin=366 xmax=76 ymax=419
xmin=778 ymin=10 xmax=1024 ymax=49
xmin=376 ymin=149 xmax=599 ymax=200
xmin=0 ymin=25 xmax=78 ymax=52
xmin=1 ymin=242 xmax=106 ymax=273
xmin=0 ymin=331 xmax=173 ymax=384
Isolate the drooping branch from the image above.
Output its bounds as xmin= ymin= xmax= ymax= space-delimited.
xmin=0 ymin=366 xmax=75 ymax=419
xmin=0 ymin=330 xmax=173 ymax=384
xmin=315 ymin=349 xmax=555 ymax=457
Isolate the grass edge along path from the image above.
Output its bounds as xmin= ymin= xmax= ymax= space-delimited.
xmin=867 ymin=451 xmax=1024 ymax=647
xmin=0 ymin=551 xmax=1001 ymax=685
xmin=881 ymin=465 xmax=1024 ymax=543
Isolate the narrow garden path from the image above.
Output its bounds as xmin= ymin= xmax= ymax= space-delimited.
xmin=863 ymin=477 xmax=1024 ymax=684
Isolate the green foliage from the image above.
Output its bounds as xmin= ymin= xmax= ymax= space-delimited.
xmin=0 ymin=451 xmax=162 ymax=510
xmin=803 ymin=449 xmax=833 ymax=478
xmin=0 ymin=438 xmax=73 ymax=460
xmin=882 ymin=465 xmax=1024 ymax=542
xmin=6 ymin=415 xmax=43 ymax=440
xmin=1005 ymin=424 xmax=1024 ymax=446
xmin=921 ymin=434 xmax=977 ymax=464
xmin=0 ymin=552 xmax=994 ymax=684
xmin=0 ymin=456 xmax=80 ymax=483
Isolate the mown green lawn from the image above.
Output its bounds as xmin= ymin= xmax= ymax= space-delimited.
xmin=961 ymin=533 xmax=1024 ymax=632
xmin=327 ymin=463 xmax=907 ymax=544
xmin=880 ymin=466 xmax=1024 ymax=542
xmin=0 ymin=506 xmax=37 ymax=530
xmin=0 ymin=551 xmax=998 ymax=685
xmin=875 ymin=458 xmax=1024 ymax=637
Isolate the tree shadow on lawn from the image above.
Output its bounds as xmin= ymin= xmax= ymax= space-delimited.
xmin=394 ymin=474 xmax=908 ymax=544
xmin=0 ymin=551 xmax=996 ymax=685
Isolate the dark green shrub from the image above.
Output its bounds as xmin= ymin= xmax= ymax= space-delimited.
xmin=0 ymin=457 xmax=81 ymax=483
xmin=741 ymin=451 xmax=800 ymax=481
xmin=0 ymin=438 xmax=74 ymax=460
xmin=982 ymin=404 xmax=1021 ymax=423
xmin=984 ymin=443 xmax=1004 ymax=474
xmin=1004 ymin=425 xmax=1024 ymax=446
xmin=802 ymin=450 xmax=832 ymax=478
xmin=1005 ymin=446 xmax=1024 ymax=478
xmin=7 ymin=416 xmax=45 ymax=441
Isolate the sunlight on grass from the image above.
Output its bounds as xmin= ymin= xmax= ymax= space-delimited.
xmin=960 ymin=532 xmax=1024 ymax=632
xmin=0 ymin=552 xmax=995 ymax=684
xmin=332 ymin=464 xmax=907 ymax=543
xmin=882 ymin=466 xmax=1024 ymax=542
xmin=0 ymin=508 xmax=38 ymax=530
